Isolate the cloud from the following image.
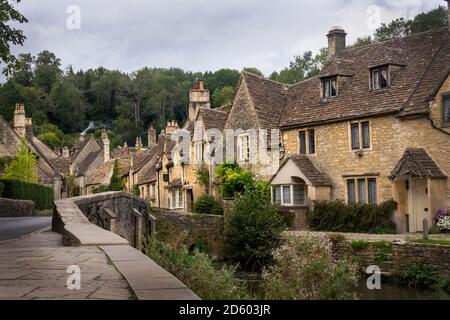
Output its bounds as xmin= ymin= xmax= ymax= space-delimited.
xmin=7 ymin=0 xmax=445 ymax=77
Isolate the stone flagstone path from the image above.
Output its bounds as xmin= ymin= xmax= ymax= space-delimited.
xmin=0 ymin=230 xmax=134 ymax=300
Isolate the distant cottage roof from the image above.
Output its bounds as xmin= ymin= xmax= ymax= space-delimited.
xmin=390 ymin=148 xmax=447 ymax=180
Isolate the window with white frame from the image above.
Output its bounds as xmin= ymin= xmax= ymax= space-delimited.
xmin=237 ymin=134 xmax=250 ymax=162
xmin=272 ymin=184 xmax=306 ymax=207
xmin=350 ymin=121 xmax=370 ymax=150
xmin=346 ymin=177 xmax=377 ymax=204
xmin=170 ymin=188 xmax=184 ymax=209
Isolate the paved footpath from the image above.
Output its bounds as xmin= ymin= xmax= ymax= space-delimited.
xmin=0 ymin=230 xmax=134 ymax=300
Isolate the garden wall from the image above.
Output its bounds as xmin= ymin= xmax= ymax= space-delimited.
xmin=152 ymin=208 xmax=225 ymax=258
xmin=333 ymin=239 xmax=450 ymax=278
xmin=0 ymin=198 xmax=34 ymax=217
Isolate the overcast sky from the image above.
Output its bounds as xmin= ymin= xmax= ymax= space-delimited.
xmin=8 ymin=0 xmax=446 ymax=77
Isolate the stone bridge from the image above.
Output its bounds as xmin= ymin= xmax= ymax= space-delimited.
xmin=53 ymin=192 xmax=156 ymax=250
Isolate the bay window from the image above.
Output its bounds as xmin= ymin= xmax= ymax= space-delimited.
xmin=272 ymin=184 xmax=306 ymax=207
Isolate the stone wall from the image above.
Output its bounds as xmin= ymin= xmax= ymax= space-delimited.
xmin=152 ymin=208 xmax=225 ymax=258
xmin=333 ymin=239 xmax=450 ymax=278
xmin=282 ymin=115 xmax=450 ymax=231
xmin=70 ymin=192 xmax=149 ymax=248
xmin=0 ymin=198 xmax=34 ymax=217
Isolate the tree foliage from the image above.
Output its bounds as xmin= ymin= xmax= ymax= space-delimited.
xmin=351 ymin=6 xmax=448 ymax=48
xmin=3 ymin=138 xmax=38 ymax=183
xmin=269 ymin=48 xmax=328 ymax=84
xmin=0 ymin=0 xmax=28 ymax=76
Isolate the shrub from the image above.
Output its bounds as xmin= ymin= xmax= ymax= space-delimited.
xmin=216 ymin=162 xmax=254 ymax=198
xmin=400 ymin=263 xmax=439 ymax=288
xmin=142 ymin=237 xmax=250 ymax=300
xmin=261 ymin=234 xmax=359 ymax=300
xmin=307 ymin=200 xmax=397 ymax=234
xmin=0 ymin=178 xmax=53 ymax=210
xmin=193 ymin=195 xmax=223 ymax=215
xmin=225 ymin=188 xmax=286 ymax=270
xmin=132 ymin=185 xmax=140 ymax=196
xmin=3 ymin=138 xmax=38 ymax=183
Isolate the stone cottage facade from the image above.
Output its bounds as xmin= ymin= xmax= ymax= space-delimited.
xmin=126 ymin=6 xmax=450 ymax=233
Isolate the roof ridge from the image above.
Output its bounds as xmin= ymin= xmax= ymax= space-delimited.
xmin=242 ymin=70 xmax=290 ymax=88
xmin=345 ymin=27 xmax=448 ymax=52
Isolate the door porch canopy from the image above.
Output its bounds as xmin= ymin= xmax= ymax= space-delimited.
xmin=389 ymin=148 xmax=447 ymax=180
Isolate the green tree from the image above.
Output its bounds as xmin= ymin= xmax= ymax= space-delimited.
xmin=212 ymin=85 xmax=235 ymax=107
xmin=0 ymin=0 xmax=28 ymax=76
xmin=37 ymin=132 xmax=61 ymax=149
xmin=243 ymin=67 xmax=264 ymax=76
xmin=33 ymin=50 xmax=62 ymax=94
xmin=270 ymin=48 xmax=328 ymax=84
xmin=3 ymin=138 xmax=38 ymax=183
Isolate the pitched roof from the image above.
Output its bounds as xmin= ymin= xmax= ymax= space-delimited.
xmin=272 ymin=155 xmax=332 ymax=187
xmin=390 ymin=148 xmax=447 ymax=179
xmin=28 ymin=136 xmax=69 ymax=176
xmin=280 ymin=28 xmax=450 ymax=128
xmin=76 ymin=150 xmax=102 ymax=175
xmin=87 ymin=159 xmax=130 ymax=186
xmin=198 ymin=107 xmax=230 ymax=131
xmin=242 ymin=71 xmax=288 ymax=130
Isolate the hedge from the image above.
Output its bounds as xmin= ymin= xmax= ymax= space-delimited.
xmin=193 ymin=195 xmax=224 ymax=215
xmin=307 ymin=200 xmax=397 ymax=234
xmin=0 ymin=178 xmax=53 ymax=210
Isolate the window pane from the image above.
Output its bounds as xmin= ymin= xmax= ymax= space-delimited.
xmin=178 ymin=189 xmax=183 ymax=208
xmin=444 ymin=96 xmax=450 ymax=123
xmin=380 ymin=68 xmax=388 ymax=88
xmin=368 ymin=179 xmax=377 ymax=204
xmin=347 ymin=179 xmax=356 ymax=204
xmin=373 ymin=70 xmax=380 ymax=89
xmin=171 ymin=190 xmax=176 ymax=208
xmin=331 ymin=78 xmax=337 ymax=97
xmin=361 ymin=122 xmax=370 ymax=148
xmin=308 ymin=129 xmax=315 ymax=154
xmin=293 ymin=184 xmax=305 ymax=206
xmin=274 ymin=186 xmax=281 ymax=205
xmin=282 ymin=186 xmax=291 ymax=205
xmin=323 ymin=79 xmax=330 ymax=98
xmin=358 ymin=179 xmax=366 ymax=204
xmin=351 ymin=123 xmax=360 ymax=149
xmin=299 ymin=131 xmax=306 ymax=154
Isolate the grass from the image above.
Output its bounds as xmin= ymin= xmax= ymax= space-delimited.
xmin=414 ymin=239 xmax=450 ymax=246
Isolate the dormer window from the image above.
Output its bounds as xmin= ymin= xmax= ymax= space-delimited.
xmin=371 ymin=66 xmax=389 ymax=90
xmin=322 ymin=76 xmax=337 ymax=98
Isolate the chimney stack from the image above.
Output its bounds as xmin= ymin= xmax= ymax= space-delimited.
xmin=189 ymin=78 xmax=210 ymax=121
xmin=79 ymin=133 xmax=85 ymax=143
xmin=13 ymin=102 xmax=26 ymax=137
xmin=102 ymin=129 xmax=110 ymax=163
xmin=54 ymin=147 xmax=61 ymax=156
xmin=327 ymin=26 xmax=347 ymax=60
xmin=148 ymin=125 xmax=156 ymax=148
xmin=62 ymin=146 xmax=70 ymax=159
xmin=25 ymin=118 xmax=33 ymax=136
xmin=165 ymin=119 xmax=179 ymax=135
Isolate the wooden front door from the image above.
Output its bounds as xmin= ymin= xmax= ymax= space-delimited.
xmin=408 ymin=178 xmax=429 ymax=232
